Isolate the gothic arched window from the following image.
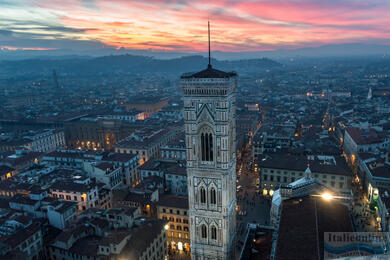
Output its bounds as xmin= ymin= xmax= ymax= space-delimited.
xmin=201 ymin=224 xmax=207 ymax=239
xmin=211 ymin=225 xmax=217 ymax=240
xmin=200 ymin=130 xmax=213 ymax=162
xmin=200 ymin=187 xmax=206 ymax=204
xmin=210 ymin=187 xmax=216 ymax=204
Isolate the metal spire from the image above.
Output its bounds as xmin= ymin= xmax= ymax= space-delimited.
xmin=208 ymin=21 xmax=211 ymax=68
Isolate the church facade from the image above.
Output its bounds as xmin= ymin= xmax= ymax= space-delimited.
xmin=181 ymin=64 xmax=238 ymax=259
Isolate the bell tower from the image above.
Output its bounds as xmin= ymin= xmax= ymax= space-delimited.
xmin=181 ymin=22 xmax=238 ymax=260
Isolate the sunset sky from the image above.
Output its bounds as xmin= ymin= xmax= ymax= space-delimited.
xmin=1 ymin=0 xmax=390 ymax=52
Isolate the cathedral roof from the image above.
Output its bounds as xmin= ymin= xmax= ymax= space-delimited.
xmin=181 ymin=64 xmax=237 ymax=79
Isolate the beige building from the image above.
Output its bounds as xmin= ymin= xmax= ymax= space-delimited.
xmin=156 ymin=194 xmax=190 ymax=253
xmin=49 ymin=177 xmax=100 ymax=213
xmin=115 ymin=127 xmax=177 ymax=165
xmin=258 ymin=155 xmax=352 ymax=196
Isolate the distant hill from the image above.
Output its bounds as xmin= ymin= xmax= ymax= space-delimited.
xmin=0 ymin=54 xmax=281 ymax=78
xmin=2 ymin=43 xmax=390 ymax=61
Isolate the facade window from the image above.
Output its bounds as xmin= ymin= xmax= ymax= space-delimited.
xmin=210 ymin=188 xmax=216 ymax=204
xmin=200 ymin=187 xmax=206 ymax=204
xmin=211 ymin=226 xmax=217 ymax=240
xmin=263 ymin=174 xmax=268 ymax=181
xmin=201 ymin=224 xmax=207 ymax=239
xmin=201 ymin=132 xmax=213 ymax=161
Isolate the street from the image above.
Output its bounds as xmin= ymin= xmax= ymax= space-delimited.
xmin=235 ymin=145 xmax=271 ymax=256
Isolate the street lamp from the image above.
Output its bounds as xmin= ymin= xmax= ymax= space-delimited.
xmin=321 ymin=193 xmax=333 ymax=201
xmin=164 ymin=224 xmax=169 ymax=230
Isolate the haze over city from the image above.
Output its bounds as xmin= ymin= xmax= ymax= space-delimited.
xmin=0 ymin=1 xmax=390 ymax=260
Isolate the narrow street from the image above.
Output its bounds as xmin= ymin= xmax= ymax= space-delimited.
xmin=235 ymin=145 xmax=271 ymax=255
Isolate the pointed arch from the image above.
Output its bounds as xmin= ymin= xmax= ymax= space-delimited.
xmin=199 ymin=124 xmax=214 ymax=162
xmin=200 ymin=186 xmax=206 ymax=204
xmin=211 ymin=225 xmax=217 ymax=240
xmin=201 ymin=224 xmax=207 ymax=239
xmin=210 ymin=187 xmax=216 ymax=204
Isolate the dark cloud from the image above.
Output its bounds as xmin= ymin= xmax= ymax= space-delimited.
xmin=6 ymin=26 xmax=95 ymax=33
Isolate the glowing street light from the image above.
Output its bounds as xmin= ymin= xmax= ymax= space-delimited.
xmin=321 ymin=193 xmax=333 ymax=201
xmin=164 ymin=224 xmax=169 ymax=230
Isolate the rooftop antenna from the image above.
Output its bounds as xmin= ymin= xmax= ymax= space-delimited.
xmin=208 ymin=21 xmax=211 ymax=68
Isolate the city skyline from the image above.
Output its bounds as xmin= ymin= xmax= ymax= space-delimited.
xmin=1 ymin=0 xmax=390 ymax=53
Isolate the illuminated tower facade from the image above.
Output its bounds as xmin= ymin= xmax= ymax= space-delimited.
xmin=181 ymin=23 xmax=238 ymax=259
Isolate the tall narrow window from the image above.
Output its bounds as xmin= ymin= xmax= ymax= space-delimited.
xmin=201 ymin=224 xmax=207 ymax=239
xmin=201 ymin=133 xmax=205 ymax=161
xmin=209 ymin=134 xmax=213 ymax=161
xmin=200 ymin=131 xmax=213 ymax=162
xmin=210 ymin=187 xmax=216 ymax=204
xmin=211 ymin=226 xmax=217 ymax=240
xmin=205 ymin=133 xmax=209 ymax=161
xmin=200 ymin=187 xmax=206 ymax=204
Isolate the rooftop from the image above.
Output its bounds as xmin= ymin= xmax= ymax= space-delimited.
xmin=181 ymin=65 xmax=237 ymax=79
xmin=275 ymin=196 xmax=353 ymax=260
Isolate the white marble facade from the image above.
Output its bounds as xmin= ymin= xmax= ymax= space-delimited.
xmin=181 ymin=67 xmax=238 ymax=260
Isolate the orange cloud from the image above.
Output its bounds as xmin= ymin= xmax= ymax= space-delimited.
xmin=2 ymin=0 xmax=390 ymax=52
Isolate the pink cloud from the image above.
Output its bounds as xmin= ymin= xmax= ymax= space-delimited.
xmin=5 ymin=0 xmax=390 ymax=52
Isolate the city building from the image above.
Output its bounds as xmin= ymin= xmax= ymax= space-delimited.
xmin=115 ymin=127 xmax=177 ymax=165
xmin=252 ymin=123 xmax=295 ymax=159
xmin=161 ymin=133 xmax=186 ymax=161
xmin=83 ymin=161 xmax=123 ymax=190
xmin=0 ymin=129 xmax=65 ymax=152
xmin=0 ymin=165 xmax=16 ymax=181
xmin=343 ymin=127 xmax=389 ymax=165
xmin=125 ymin=96 xmax=168 ymax=118
xmin=258 ymin=154 xmax=352 ymax=196
xmin=165 ymin=163 xmax=187 ymax=195
xmin=181 ymin=59 xmax=238 ymax=259
xmin=49 ymin=208 xmax=168 ymax=260
xmin=271 ymin=195 xmax=353 ymax=260
xmin=49 ymin=177 xmax=100 ymax=213
xmin=64 ymin=117 xmax=134 ymax=151
xmin=0 ymin=220 xmax=44 ymax=259
xmin=156 ymin=194 xmax=190 ymax=253
xmin=43 ymin=150 xmax=139 ymax=186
